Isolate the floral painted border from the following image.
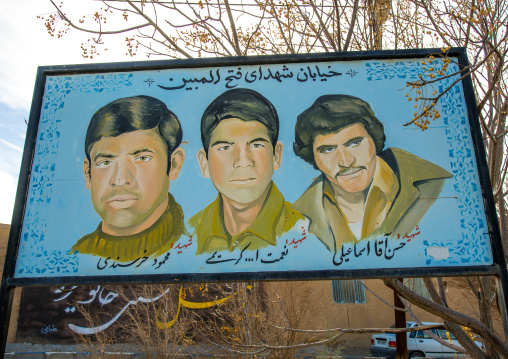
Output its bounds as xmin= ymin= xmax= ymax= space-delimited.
xmin=367 ymin=59 xmax=491 ymax=264
xmin=16 ymin=74 xmax=133 ymax=275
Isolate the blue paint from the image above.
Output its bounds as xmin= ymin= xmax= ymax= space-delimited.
xmin=14 ymin=58 xmax=493 ymax=277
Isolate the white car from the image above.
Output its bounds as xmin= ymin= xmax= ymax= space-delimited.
xmin=370 ymin=321 xmax=477 ymax=358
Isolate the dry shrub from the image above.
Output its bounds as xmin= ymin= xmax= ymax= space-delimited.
xmin=264 ymin=281 xmax=325 ymax=358
xmin=74 ymin=281 xmax=325 ymax=358
xmin=122 ymin=285 xmax=191 ymax=358
xmin=191 ymin=281 xmax=323 ymax=358
xmin=75 ymin=284 xmax=190 ymax=359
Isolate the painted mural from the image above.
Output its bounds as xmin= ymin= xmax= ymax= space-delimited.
xmin=18 ymin=283 xmax=239 ymax=341
xmin=13 ymin=55 xmax=494 ymax=280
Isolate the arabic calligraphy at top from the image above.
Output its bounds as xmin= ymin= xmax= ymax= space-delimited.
xmin=157 ymin=65 xmax=343 ymax=91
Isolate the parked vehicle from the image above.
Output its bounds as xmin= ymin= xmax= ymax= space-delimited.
xmin=370 ymin=321 xmax=480 ymax=358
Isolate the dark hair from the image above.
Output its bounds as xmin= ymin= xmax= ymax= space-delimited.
xmin=200 ymin=89 xmax=279 ymax=155
xmin=293 ymin=94 xmax=385 ymax=169
xmin=85 ymin=95 xmax=182 ymax=173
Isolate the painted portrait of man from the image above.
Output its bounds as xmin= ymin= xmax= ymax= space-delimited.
xmin=292 ymin=94 xmax=453 ymax=252
xmin=70 ymin=95 xmax=186 ymax=262
xmin=190 ymin=88 xmax=303 ymax=254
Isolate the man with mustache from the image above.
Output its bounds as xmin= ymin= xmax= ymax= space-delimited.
xmin=71 ymin=95 xmax=186 ymax=262
xmin=190 ymin=88 xmax=303 ymax=254
xmin=292 ymin=94 xmax=452 ymax=253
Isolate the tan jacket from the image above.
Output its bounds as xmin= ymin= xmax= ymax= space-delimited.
xmin=292 ymin=148 xmax=453 ymax=252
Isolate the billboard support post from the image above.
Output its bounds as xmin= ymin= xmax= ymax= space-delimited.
xmin=394 ymin=280 xmax=408 ymax=359
xmin=0 ymin=285 xmax=13 ymax=359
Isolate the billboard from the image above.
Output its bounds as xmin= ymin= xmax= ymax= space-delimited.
xmin=5 ymin=49 xmax=500 ymax=285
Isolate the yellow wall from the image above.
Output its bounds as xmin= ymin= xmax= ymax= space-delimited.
xmin=266 ymin=276 xmax=505 ymax=348
xmin=266 ymin=279 xmax=441 ymax=348
xmin=0 ymin=223 xmax=21 ymax=343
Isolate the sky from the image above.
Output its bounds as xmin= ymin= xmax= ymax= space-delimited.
xmin=0 ymin=1 xmax=140 ymax=224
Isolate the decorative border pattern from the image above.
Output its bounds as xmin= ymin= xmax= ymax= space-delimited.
xmin=366 ymin=61 xmax=423 ymax=81
xmin=367 ymin=59 xmax=491 ymax=264
xmin=16 ymin=74 xmax=133 ymax=275
xmin=437 ymin=72 xmax=490 ymax=264
xmin=15 ymin=58 xmax=493 ymax=275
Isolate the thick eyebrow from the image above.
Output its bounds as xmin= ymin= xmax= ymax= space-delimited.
xmin=130 ymin=148 xmax=156 ymax=156
xmin=211 ymin=140 xmax=234 ymax=148
xmin=344 ymin=136 xmax=364 ymax=147
xmin=93 ymin=148 xmax=156 ymax=163
xmin=248 ymin=137 xmax=270 ymax=145
xmin=93 ymin=153 xmax=115 ymax=162
xmin=315 ymin=144 xmax=337 ymax=153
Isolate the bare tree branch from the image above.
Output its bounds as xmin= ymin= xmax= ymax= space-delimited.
xmin=386 ymin=278 xmax=508 ymax=358
xmin=49 ymin=0 xmax=151 ymax=35
xmin=126 ymin=0 xmax=193 ymax=58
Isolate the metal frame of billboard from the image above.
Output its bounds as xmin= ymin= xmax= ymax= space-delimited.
xmin=1 ymin=48 xmax=507 ymax=356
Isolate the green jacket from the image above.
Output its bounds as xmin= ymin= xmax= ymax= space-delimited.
xmin=71 ymin=193 xmax=185 ymax=262
xmin=190 ymin=182 xmax=303 ymax=254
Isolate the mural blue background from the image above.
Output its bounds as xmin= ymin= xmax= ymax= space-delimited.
xmin=14 ymin=57 xmax=493 ymax=277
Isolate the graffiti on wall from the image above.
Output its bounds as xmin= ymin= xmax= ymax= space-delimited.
xmin=18 ymin=283 xmax=238 ymax=342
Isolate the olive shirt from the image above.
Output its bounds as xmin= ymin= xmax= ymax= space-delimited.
xmin=71 ymin=193 xmax=186 ymax=262
xmin=190 ymin=182 xmax=303 ymax=254
xmin=292 ymin=148 xmax=453 ymax=253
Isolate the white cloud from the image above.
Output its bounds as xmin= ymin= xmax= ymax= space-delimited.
xmin=0 ymin=1 xmax=139 ymax=223
xmin=0 ymin=169 xmax=17 ymax=224
xmin=0 ymin=0 xmax=137 ymax=111
xmin=0 ymin=138 xmax=23 ymax=153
